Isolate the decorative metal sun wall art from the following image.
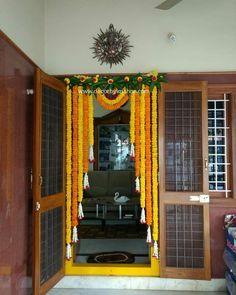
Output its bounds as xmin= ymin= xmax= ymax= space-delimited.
xmin=91 ymin=24 xmax=133 ymax=68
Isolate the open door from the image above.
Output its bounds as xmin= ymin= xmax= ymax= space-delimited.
xmin=33 ymin=69 xmax=66 ymax=294
xmin=159 ymin=81 xmax=211 ymax=279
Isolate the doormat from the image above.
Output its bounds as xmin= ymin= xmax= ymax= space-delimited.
xmin=87 ymin=251 xmax=134 ymax=263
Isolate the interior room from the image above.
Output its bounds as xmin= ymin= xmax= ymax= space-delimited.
xmin=1 ymin=0 xmax=236 ymax=295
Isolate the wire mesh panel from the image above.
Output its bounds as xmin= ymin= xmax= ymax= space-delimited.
xmin=165 ymin=204 xmax=204 ymax=268
xmin=41 ymin=85 xmax=63 ymax=197
xmin=165 ymin=92 xmax=203 ymax=191
xmin=40 ymin=206 xmax=63 ymax=285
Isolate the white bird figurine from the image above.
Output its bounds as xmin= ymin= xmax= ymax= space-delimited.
xmin=114 ymin=192 xmax=130 ymax=203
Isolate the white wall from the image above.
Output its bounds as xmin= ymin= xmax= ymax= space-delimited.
xmin=45 ymin=0 xmax=236 ymax=75
xmin=0 ymin=0 xmax=45 ymax=68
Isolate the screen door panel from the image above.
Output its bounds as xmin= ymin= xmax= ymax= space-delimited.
xmin=159 ymin=81 xmax=210 ymax=280
xmin=33 ymin=69 xmax=65 ymax=295
xmin=41 ymin=85 xmax=64 ymax=197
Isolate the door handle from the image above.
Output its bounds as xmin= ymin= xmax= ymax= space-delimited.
xmin=189 ymin=195 xmax=209 ymax=203
xmin=35 ymin=201 xmax=41 ymax=211
xmin=205 ymin=158 xmax=208 ymax=169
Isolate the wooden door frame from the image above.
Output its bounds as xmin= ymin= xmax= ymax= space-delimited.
xmin=159 ymin=81 xmax=211 ymax=280
xmin=33 ymin=68 xmax=66 ymax=294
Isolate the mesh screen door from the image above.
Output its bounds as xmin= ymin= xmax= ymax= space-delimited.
xmin=159 ymin=81 xmax=211 ymax=280
xmin=33 ymin=69 xmax=65 ymax=294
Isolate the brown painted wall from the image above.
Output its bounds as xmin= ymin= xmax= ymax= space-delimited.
xmin=210 ymin=206 xmax=236 ymax=278
xmin=0 ymin=32 xmax=35 ymax=295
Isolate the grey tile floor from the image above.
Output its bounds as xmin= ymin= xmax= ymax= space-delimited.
xmin=47 ymin=289 xmax=227 ymax=295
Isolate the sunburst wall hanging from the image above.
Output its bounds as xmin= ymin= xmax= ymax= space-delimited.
xmin=91 ymin=24 xmax=133 ymax=68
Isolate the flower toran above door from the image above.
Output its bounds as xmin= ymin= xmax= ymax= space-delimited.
xmin=64 ymin=71 xmax=166 ymax=261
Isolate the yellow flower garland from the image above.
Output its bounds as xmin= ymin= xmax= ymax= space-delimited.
xmin=140 ymin=85 xmax=146 ymax=223
xmin=135 ymin=92 xmax=140 ymax=179
xmin=152 ymin=86 xmax=159 ymax=257
xmin=129 ymin=91 xmax=135 ymax=160
xmin=88 ymin=93 xmax=95 ymax=163
xmin=72 ymin=86 xmax=79 ymax=228
xmin=72 ymin=86 xmax=79 ymax=243
xmin=66 ymin=85 xmax=72 ymax=259
xmin=145 ymin=87 xmax=152 ymax=227
xmin=78 ymin=87 xmax=84 ymax=204
xmin=83 ymin=94 xmax=89 ymax=174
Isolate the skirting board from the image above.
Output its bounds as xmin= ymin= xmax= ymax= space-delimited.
xmin=53 ymin=276 xmax=226 ymax=292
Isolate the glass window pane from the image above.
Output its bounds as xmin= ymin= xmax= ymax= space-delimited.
xmin=216 ymin=101 xmax=224 ymax=109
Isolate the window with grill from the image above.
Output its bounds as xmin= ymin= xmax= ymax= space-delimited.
xmin=208 ymin=94 xmax=232 ymax=198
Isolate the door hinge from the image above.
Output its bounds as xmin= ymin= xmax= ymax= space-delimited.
xmin=189 ymin=195 xmax=209 ymax=203
xmin=30 ymin=168 xmax=33 ymax=189
xmin=35 ymin=201 xmax=41 ymax=212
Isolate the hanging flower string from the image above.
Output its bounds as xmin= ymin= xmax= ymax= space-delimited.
xmin=65 ymin=82 xmax=72 ymax=259
xmin=96 ymin=89 xmax=129 ymax=110
xmin=83 ymin=94 xmax=90 ymax=190
xmin=72 ymin=86 xmax=79 ymax=243
xmin=152 ymin=86 xmax=159 ymax=258
xmin=140 ymin=85 xmax=146 ymax=224
xmin=145 ymin=87 xmax=152 ymax=244
xmin=129 ymin=91 xmax=135 ymax=160
xmin=78 ymin=86 xmax=84 ymax=220
xmin=135 ymin=92 xmax=141 ymax=193
xmin=88 ymin=93 xmax=95 ymax=163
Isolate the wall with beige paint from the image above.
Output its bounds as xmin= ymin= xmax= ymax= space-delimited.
xmin=0 ymin=0 xmax=45 ymax=68
xmin=45 ymin=0 xmax=236 ymax=74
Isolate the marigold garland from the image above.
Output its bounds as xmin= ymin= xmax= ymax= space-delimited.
xmin=83 ymin=94 xmax=89 ymax=173
xmin=129 ymin=91 xmax=135 ymax=160
xmin=145 ymin=87 xmax=152 ymax=227
xmin=135 ymin=92 xmax=141 ymax=193
xmin=65 ymin=84 xmax=72 ymax=259
xmin=88 ymin=94 xmax=95 ymax=163
xmin=96 ymin=91 xmax=129 ymax=110
xmin=78 ymin=86 xmax=84 ymax=218
xmin=72 ymin=86 xmax=79 ymax=243
xmin=152 ymin=86 xmax=159 ymax=258
xmin=96 ymin=88 xmax=127 ymax=105
xmin=96 ymin=87 xmax=128 ymax=110
xmin=83 ymin=94 xmax=90 ymax=190
xmin=140 ymin=85 xmax=146 ymax=224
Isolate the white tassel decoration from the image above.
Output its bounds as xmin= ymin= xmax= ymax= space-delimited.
xmin=78 ymin=202 xmax=84 ymax=219
xmin=89 ymin=145 xmax=95 ymax=163
xmin=83 ymin=172 xmax=90 ymax=190
xmin=135 ymin=176 xmax=140 ymax=193
xmin=140 ymin=207 xmax=146 ymax=224
xmin=72 ymin=226 xmax=79 ymax=243
xmin=130 ymin=143 xmax=135 ymax=159
xmin=66 ymin=243 xmax=72 ymax=260
xmin=153 ymin=240 xmax=159 ymax=259
xmin=146 ymin=225 xmax=152 ymax=244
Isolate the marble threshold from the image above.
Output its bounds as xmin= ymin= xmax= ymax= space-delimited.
xmin=53 ymin=276 xmax=226 ymax=292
